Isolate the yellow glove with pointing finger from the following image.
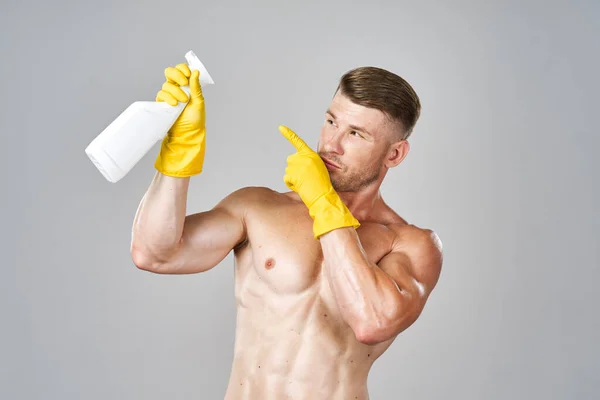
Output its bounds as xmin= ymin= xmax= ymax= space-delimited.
xmin=279 ymin=125 xmax=360 ymax=239
xmin=154 ymin=63 xmax=206 ymax=177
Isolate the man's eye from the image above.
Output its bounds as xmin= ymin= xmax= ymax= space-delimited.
xmin=327 ymin=119 xmax=334 ymax=125
xmin=351 ymin=131 xmax=362 ymax=137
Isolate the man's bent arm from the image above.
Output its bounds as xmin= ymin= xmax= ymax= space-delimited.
xmin=131 ymin=172 xmax=190 ymax=266
xmin=319 ymin=226 xmax=442 ymax=345
xmin=130 ymin=173 xmax=248 ymax=274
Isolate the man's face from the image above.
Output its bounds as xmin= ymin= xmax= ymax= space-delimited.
xmin=317 ymin=91 xmax=395 ymax=192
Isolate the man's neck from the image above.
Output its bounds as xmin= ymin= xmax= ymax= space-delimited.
xmin=337 ymin=183 xmax=384 ymax=221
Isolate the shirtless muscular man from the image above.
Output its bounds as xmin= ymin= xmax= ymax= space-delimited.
xmin=131 ymin=62 xmax=443 ymax=399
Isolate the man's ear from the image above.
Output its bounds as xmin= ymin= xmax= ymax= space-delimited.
xmin=385 ymin=140 xmax=410 ymax=168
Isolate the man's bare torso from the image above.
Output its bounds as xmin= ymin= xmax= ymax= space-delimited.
xmin=224 ymin=187 xmax=412 ymax=400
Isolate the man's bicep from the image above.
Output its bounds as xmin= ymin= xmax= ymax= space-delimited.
xmin=376 ymin=227 xmax=443 ymax=321
xmin=382 ymin=228 xmax=442 ymax=294
xmin=153 ymin=188 xmax=251 ymax=274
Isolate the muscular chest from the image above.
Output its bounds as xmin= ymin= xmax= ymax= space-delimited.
xmin=234 ymin=201 xmax=394 ymax=298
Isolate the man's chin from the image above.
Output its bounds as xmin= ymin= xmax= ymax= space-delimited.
xmin=331 ymin=181 xmax=350 ymax=192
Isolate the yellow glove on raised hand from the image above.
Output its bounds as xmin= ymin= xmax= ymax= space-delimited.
xmin=279 ymin=125 xmax=360 ymax=239
xmin=154 ymin=63 xmax=206 ymax=177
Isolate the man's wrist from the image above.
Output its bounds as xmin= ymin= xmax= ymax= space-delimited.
xmin=309 ymin=188 xmax=360 ymax=239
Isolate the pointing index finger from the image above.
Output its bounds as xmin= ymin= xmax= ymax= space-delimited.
xmin=279 ymin=125 xmax=309 ymax=151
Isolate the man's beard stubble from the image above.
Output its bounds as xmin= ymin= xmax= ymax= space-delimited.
xmin=330 ymin=167 xmax=380 ymax=192
xmin=322 ymin=153 xmax=381 ymax=192
xmin=316 ymin=138 xmax=386 ymax=192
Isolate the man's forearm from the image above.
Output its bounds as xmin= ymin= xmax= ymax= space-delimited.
xmin=319 ymin=228 xmax=403 ymax=338
xmin=131 ymin=172 xmax=190 ymax=263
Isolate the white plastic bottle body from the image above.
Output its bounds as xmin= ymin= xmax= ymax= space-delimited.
xmin=85 ymin=50 xmax=214 ymax=183
xmin=85 ymin=97 xmax=187 ymax=183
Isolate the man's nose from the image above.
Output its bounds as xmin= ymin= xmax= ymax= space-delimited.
xmin=323 ymin=130 xmax=344 ymax=154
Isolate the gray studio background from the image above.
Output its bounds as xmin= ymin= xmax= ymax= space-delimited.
xmin=2 ymin=0 xmax=599 ymax=399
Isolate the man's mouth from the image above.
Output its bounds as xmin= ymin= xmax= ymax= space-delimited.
xmin=322 ymin=157 xmax=341 ymax=170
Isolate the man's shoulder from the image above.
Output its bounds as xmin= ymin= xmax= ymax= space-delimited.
xmin=217 ymin=186 xmax=289 ymax=208
xmin=226 ymin=185 xmax=278 ymax=199
xmin=387 ymin=222 xmax=443 ymax=255
xmin=379 ymin=221 xmax=444 ymax=296
xmin=377 ymin=203 xmax=441 ymax=250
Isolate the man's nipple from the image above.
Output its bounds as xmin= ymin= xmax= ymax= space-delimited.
xmin=265 ymin=257 xmax=276 ymax=270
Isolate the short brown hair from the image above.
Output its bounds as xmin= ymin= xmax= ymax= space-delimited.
xmin=335 ymin=66 xmax=421 ymax=140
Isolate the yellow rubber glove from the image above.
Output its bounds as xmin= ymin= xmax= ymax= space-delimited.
xmin=154 ymin=63 xmax=206 ymax=177
xmin=279 ymin=125 xmax=360 ymax=238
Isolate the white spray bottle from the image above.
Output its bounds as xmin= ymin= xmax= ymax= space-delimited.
xmin=85 ymin=50 xmax=215 ymax=183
